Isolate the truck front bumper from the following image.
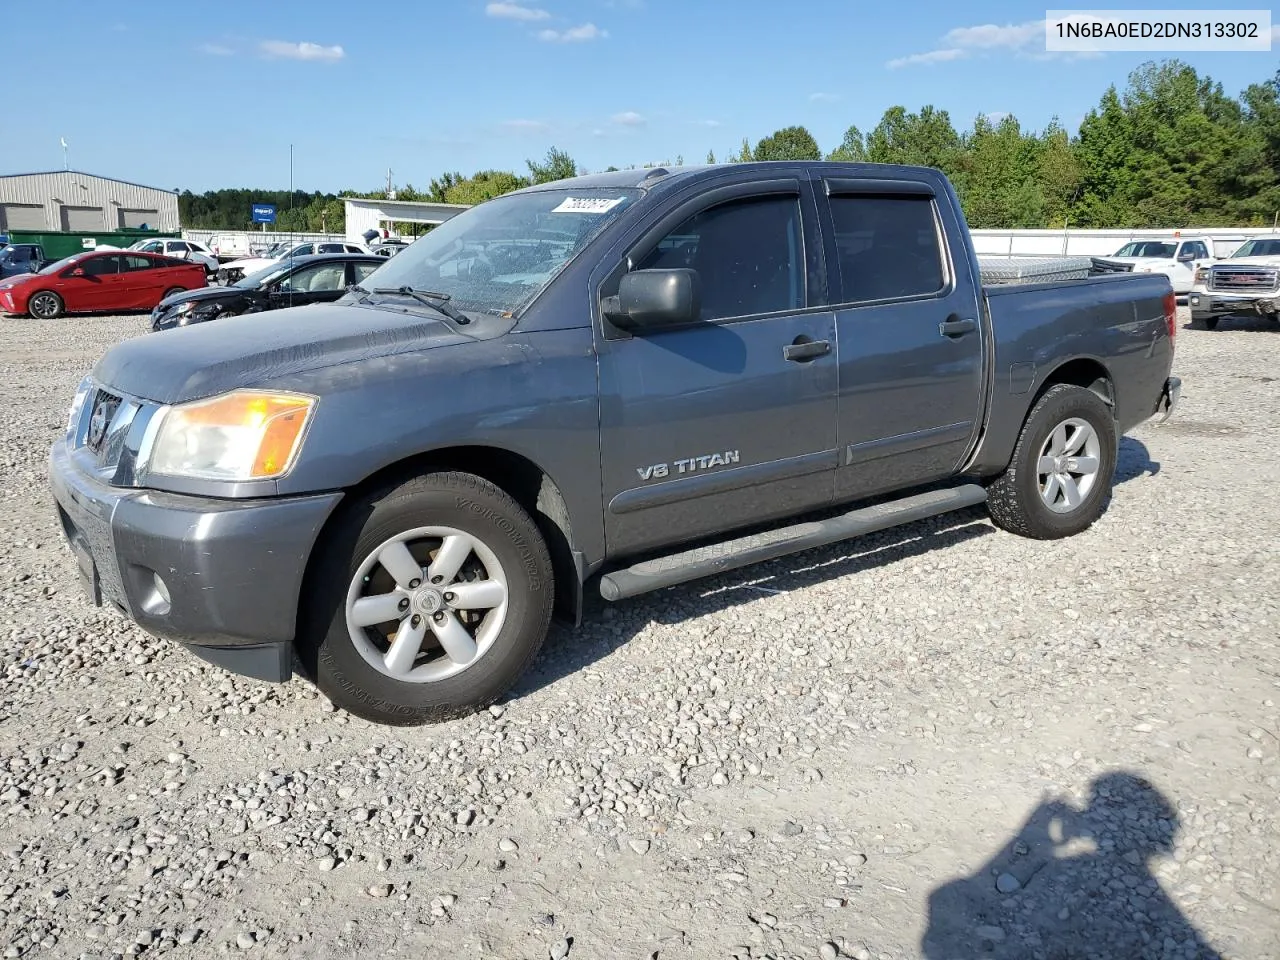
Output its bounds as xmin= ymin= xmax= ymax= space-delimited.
xmin=48 ymin=440 xmax=342 ymax=682
xmin=1188 ymin=290 xmax=1280 ymax=319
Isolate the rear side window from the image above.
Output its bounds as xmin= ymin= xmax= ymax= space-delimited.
xmin=829 ymin=195 xmax=946 ymax=304
xmin=635 ymin=195 xmax=804 ymax=321
xmin=124 ymin=256 xmax=155 ymax=271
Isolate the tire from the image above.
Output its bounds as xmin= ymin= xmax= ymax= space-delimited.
xmin=985 ymin=384 xmax=1118 ymax=541
xmin=1197 ymin=316 xmax=1219 ymax=330
xmin=298 ymin=471 xmax=555 ymax=725
xmin=27 ymin=291 xmax=64 ymax=319
xmin=162 ymin=287 xmax=185 ymax=301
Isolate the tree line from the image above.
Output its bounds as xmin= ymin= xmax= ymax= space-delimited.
xmin=179 ymin=59 xmax=1280 ymax=234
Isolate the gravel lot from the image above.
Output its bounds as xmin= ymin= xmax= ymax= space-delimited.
xmin=1 ymin=308 xmax=1277 ymax=960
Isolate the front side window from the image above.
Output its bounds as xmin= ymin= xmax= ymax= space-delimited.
xmin=829 ymin=194 xmax=945 ymax=304
xmin=81 ymin=255 xmax=123 ymax=276
xmin=1234 ymin=239 xmax=1280 ymax=257
xmin=635 ymin=195 xmax=804 ymax=321
xmin=367 ymin=187 xmax=639 ymax=318
xmin=279 ymin=262 xmax=347 ymax=293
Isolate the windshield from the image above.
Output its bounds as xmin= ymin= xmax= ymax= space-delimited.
xmin=1114 ymin=241 xmax=1176 ymax=258
xmin=235 ymin=262 xmax=293 ymax=288
xmin=38 ymin=254 xmax=84 ymax=276
xmin=1232 ymin=238 xmax=1280 ymax=258
xmin=363 ymin=187 xmax=641 ymax=317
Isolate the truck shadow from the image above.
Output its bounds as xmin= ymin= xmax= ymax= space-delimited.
xmin=515 ymin=442 xmax=1162 ymax=702
xmin=921 ymin=770 xmax=1224 ymax=959
xmin=1115 ymin=435 xmax=1160 ymax=484
xmin=512 ymin=508 xmax=994 ymax=701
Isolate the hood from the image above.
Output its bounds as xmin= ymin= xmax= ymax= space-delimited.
xmin=0 ymin=272 xmax=38 ymax=288
xmin=1216 ymin=255 xmax=1280 ymax=268
xmin=94 ymin=302 xmax=474 ymax=405
xmin=158 ymin=285 xmax=249 ymax=309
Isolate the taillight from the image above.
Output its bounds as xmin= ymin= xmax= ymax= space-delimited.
xmin=1162 ymin=290 xmax=1177 ymax=344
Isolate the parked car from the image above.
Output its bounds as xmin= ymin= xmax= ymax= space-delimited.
xmin=151 ymin=253 xmax=384 ymax=331
xmin=216 ymin=240 xmax=372 ymax=284
xmin=371 ymin=240 xmax=411 ymax=258
xmin=0 ymin=243 xmax=49 ymax=279
xmin=0 ymin=249 xmax=206 ymax=318
xmin=207 ymin=234 xmax=253 ymax=263
xmin=127 ymin=238 xmax=219 ymax=277
xmin=1189 ymin=235 xmax=1280 ymax=329
xmin=48 ymin=161 xmax=1180 ymax=725
xmin=1090 ymin=236 xmax=1216 ymax=295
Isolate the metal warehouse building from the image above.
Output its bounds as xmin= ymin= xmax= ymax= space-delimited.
xmin=0 ymin=171 xmax=179 ymax=233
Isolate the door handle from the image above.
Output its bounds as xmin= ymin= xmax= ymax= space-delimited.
xmin=939 ymin=318 xmax=977 ymax=338
xmin=783 ymin=338 xmax=831 ymax=362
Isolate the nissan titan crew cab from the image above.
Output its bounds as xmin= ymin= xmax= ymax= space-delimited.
xmin=49 ymin=162 xmax=1182 ymax=726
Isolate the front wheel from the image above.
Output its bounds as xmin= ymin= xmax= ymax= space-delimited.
xmin=299 ymin=471 xmax=555 ymax=725
xmin=985 ymin=384 xmax=1118 ymax=540
xmin=28 ymin=291 xmax=64 ymax=319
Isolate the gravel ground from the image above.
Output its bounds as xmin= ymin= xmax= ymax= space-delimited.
xmin=0 ymin=308 xmax=1277 ymax=960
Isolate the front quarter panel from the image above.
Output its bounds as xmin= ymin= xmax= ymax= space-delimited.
xmin=266 ymin=329 xmax=607 ymax=562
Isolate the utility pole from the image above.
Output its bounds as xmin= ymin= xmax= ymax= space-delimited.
xmin=60 ymin=137 xmax=69 ymax=171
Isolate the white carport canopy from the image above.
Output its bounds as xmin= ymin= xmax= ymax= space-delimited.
xmin=344 ymin=198 xmax=470 ymax=243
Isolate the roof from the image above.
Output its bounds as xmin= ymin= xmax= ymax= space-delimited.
xmin=0 ymin=170 xmax=178 ymax=194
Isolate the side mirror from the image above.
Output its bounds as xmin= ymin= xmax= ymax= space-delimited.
xmin=605 ymin=268 xmax=701 ymax=331
xmin=1177 ymin=251 xmax=1195 ymax=262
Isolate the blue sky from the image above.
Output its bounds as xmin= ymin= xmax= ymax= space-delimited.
xmin=2 ymin=1 xmax=1275 ymax=194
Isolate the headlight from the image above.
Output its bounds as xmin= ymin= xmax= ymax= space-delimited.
xmin=66 ymin=377 xmax=92 ymax=439
xmin=139 ymin=389 xmax=317 ymax=482
xmin=1195 ymin=267 xmax=1208 ymax=283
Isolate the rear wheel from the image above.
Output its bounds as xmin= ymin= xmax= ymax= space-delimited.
xmin=1198 ymin=316 xmax=1219 ymax=330
xmin=28 ymin=291 xmax=64 ymax=319
xmin=299 ymin=471 xmax=554 ymax=726
xmin=985 ymin=384 xmax=1117 ymax=540
xmin=162 ymin=287 xmax=185 ymax=301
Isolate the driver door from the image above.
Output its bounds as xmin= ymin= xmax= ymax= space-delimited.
xmin=594 ymin=176 xmax=839 ymax=557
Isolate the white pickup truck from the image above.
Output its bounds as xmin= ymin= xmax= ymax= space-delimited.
xmin=1189 ymin=235 xmax=1280 ymax=330
xmin=1089 ymin=236 xmax=1216 ymax=296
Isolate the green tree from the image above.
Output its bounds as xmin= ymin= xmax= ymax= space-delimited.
xmin=729 ymin=137 xmax=754 ymax=162
xmin=444 ymin=170 xmax=528 ymax=205
xmin=865 ymin=105 xmax=962 ymax=175
xmin=526 ymin=146 xmax=579 ymax=184
xmin=706 ymin=149 xmax=716 ymax=164
xmin=753 ymin=125 xmax=821 ymax=161
xmin=826 ymin=125 xmax=867 ymax=162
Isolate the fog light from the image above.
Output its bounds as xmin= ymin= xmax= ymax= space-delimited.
xmin=141 ymin=570 xmax=172 ymax=616
xmin=1190 ymin=296 xmax=1200 ymax=306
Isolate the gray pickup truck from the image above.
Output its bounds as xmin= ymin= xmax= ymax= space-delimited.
xmin=49 ymin=162 xmax=1181 ymax=726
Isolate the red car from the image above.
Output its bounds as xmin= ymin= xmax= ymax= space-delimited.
xmin=0 ymin=250 xmax=207 ymax=319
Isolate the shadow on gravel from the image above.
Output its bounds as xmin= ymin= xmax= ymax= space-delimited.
xmin=513 ymin=510 xmax=994 ymax=700
xmin=921 ymin=771 xmax=1224 ymax=960
xmin=1115 ymin=436 xmax=1160 ymax=485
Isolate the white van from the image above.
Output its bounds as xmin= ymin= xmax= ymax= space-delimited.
xmin=206 ymin=234 xmax=253 ymax=263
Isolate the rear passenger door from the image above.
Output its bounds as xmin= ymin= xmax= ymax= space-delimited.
xmin=815 ymin=175 xmax=986 ymax=502
xmin=594 ymin=176 xmax=839 ymax=556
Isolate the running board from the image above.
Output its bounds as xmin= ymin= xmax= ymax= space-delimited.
xmin=598 ymin=483 xmax=988 ymax=602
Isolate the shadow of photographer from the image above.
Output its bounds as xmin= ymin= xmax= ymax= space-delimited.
xmin=922 ymin=772 xmax=1223 ymax=959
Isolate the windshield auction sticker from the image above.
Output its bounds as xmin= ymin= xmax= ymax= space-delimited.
xmin=1045 ymin=9 xmax=1271 ymax=51
xmin=551 ymin=197 xmax=627 ymax=214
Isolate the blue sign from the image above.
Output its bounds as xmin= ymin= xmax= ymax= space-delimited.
xmin=251 ymin=203 xmax=277 ymax=224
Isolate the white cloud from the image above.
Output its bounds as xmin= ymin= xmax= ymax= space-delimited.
xmin=502 ymin=119 xmax=551 ymax=132
xmin=943 ymin=21 xmax=1041 ymax=49
xmin=887 ymin=48 xmax=966 ymax=68
xmin=691 ymin=119 xmax=723 ymax=128
xmin=259 ymin=40 xmax=344 ymax=61
xmin=612 ymin=111 xmax=645 ymax=126
xmin=888 ymin=18 xmax=1104 ymax=68
xmin=486 ymin=2 xmax=550 ymax=21
xmin=538 ymin=22 xmax=607 ymax=42
xmin=200 ymin=42 xmax=234 ymax=56
xmin=809 ymin=92 xmax=841 ymax=103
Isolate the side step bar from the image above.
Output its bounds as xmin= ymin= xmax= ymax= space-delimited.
xmin=598 ymin=483 xmax=988 ymax=602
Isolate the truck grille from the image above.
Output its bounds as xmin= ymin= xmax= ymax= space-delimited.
xmin=70 ymin=383 xmax=154 ymax=485
xmin=1209 ymin=266 xmax=1279 ymax=293
xmin=85 ymin=389 xmax=123 ymax=454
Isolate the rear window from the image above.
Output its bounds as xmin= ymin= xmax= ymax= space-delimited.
xmin=829 ymin=195 xmax=946 ymax=304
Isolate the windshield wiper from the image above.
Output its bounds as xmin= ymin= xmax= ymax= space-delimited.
xmin=372 ymin=286 xmax=470 ymax=325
